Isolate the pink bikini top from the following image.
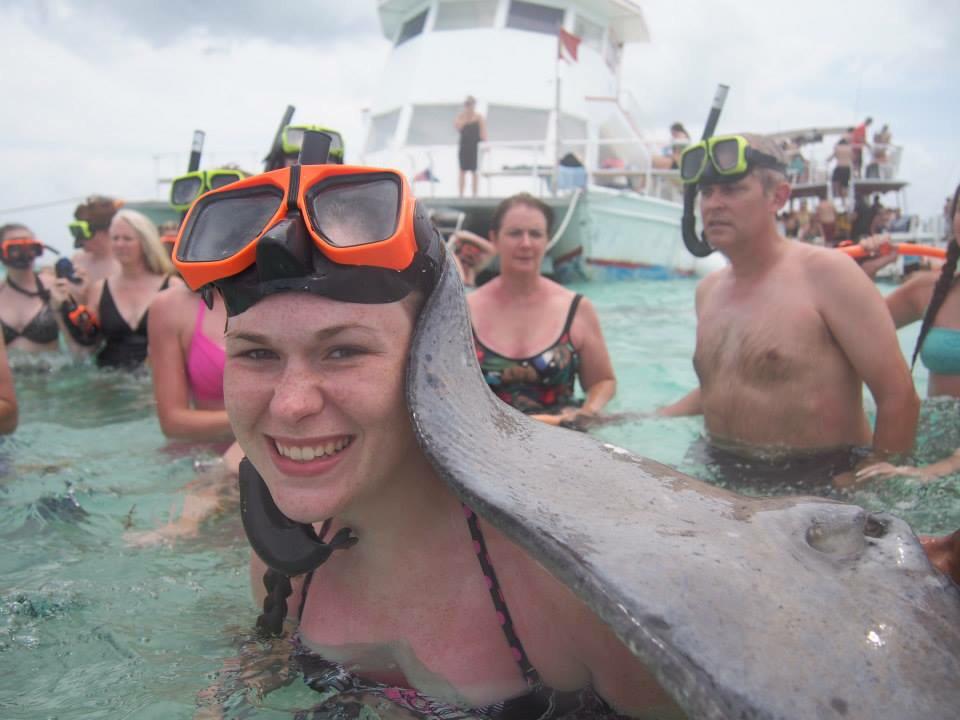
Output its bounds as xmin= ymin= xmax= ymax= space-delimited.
xmin=186 ymin=298 xmax=225 ymax=408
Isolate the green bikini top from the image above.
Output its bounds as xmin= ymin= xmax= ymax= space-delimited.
xmin=920 ymin=326 xmax=960 ymax=376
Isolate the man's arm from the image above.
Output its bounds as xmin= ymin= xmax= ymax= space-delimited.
xmin=883 ymin=271 xmax=936 ymax=329
xmin=656 ymin=388 xmax=702 ymax=417
xmin=570 ymin=298 xmax=616 ymax=417
xmin=656 ymin=273 xmax=717 ymax=417
xmin=0 ymin=335 xmax=17 ymax=434
xmin=812 ymin=252 xmax=919 ymax=455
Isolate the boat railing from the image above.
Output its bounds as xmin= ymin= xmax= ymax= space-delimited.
xmin=791 ymin=143 xmax=905 ymax=186
xmin=475 ymin=137 xmax=684 ymax=202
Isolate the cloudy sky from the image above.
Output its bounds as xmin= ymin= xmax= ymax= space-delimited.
xmin=1 ymin=0 xmax=958 ymax=255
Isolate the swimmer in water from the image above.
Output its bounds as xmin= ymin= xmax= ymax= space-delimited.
xmin=175 ymin=144 xmax=680 ymax=718
xmin=69 ymin=196 xmax=122 ymax=286
xmin=856 ymin=181 xmax=960 ymax=483
xmin=450 ymin=229 xmax=496 ymax=288
xmin=659 ymin=133 xmax=919 ymax=489
xmin=52 ymin=209 xmax=182 ymax=370
xmin=468 ymin=194 xmax=616 ymax=427
xmin=0 ymin=223 xmax=60 ymax=355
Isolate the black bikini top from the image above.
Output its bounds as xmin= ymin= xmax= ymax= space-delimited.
xmin=1 ymin=275 xmax=59 ymax=346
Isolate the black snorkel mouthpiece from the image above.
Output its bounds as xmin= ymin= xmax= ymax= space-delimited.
xmin=682 ymin=84 xmax=729 ymax=258
xmin=239 ymin=459 xmax=357 ymax=577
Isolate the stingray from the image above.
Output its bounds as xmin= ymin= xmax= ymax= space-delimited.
xmin=407 ymin=260 xmax=960 ymax=720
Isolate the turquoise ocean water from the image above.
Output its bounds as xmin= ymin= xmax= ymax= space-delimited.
xmin=1 ymin=279 xmax=958 ymax=718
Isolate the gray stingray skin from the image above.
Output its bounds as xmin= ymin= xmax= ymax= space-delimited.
xmin=406 ymin=260 xmax=960 ymax=720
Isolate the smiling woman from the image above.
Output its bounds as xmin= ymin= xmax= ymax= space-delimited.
xmin=171 ymin=156 xmax=680 ymax=718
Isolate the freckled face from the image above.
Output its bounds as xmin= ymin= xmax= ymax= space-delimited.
xmin=109 ymin=218 xmax=144 ymax=266
xmin=223 ymin=293 xmax=419 ymax=523
xmin=492 ymin=204 xmax=548 ymax=276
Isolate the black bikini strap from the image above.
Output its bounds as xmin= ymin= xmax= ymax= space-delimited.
xmin=464 ymin=505 xmax=541 ymax=687
xmin=561 ymin=294 xmax=583 ymax=336
xmin=295 ymin=519 xmax=332 ymax=623
xmin=5 ymin=273 xmax=49 ymax=301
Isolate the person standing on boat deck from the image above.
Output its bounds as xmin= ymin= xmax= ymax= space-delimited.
xmin=815 ymin=196 xmax=838 ymax=245
xmin=658 ymin=133 xmax=919 ymax=485
xmin=70 ymin=196 xmax=121 ymax=286
xmin=0 ymin=223 xmax=61 ymax=355
xmin=51 ymin=209 xmax=182 ymax=370
xmin=652 ymin=122 xmax=690 ymax=170
xmin=851 ymin=117 xmax=872 ymax=177
xmin=468 ymin=194 xmax=616 ymax=426
xmin=455 ymin=96 xmax=486 ymax=197
xmin=0 ymin=334 xmax=16 ymax=434
xmin=828 ymin=138 xmax=853 ymax=198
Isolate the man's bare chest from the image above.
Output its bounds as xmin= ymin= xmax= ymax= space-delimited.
xmin=695 ymin=298 xmax=831 ymax=386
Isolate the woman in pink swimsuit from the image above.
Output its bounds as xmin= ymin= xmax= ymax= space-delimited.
xmin=147 ymin=284 xmax=232 ymax=442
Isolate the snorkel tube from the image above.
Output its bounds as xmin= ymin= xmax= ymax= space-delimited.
xmin=263 ymin=104 xmax=296 ymax=172
xmin=682 ymin=84 xmax=729 ymax=258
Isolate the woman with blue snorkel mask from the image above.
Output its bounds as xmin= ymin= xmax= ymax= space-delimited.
xmin=0 ymin=223 xmax=61 ymax=355
xmin=174 ymin=137 xmax=679 ymax=718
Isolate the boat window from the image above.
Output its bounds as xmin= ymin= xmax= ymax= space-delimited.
xmin=559 ymin=114 xmax=587 ymax=141
xmin=365 ymin=109 xmax=401 ymax=153
xmin=486 ymin=105 xmax=550 ymax=142
xmin=434 ymin=0 xmax=498 ymax=31
xmin=396 ymin=8 xmax=428 ymax=46
xmin=407 ymin=104 xmax=461 ymax=146
xmin=574 ymin=15 xmax=604 ymax=52
xmin=506 ymin=1 xmax=564 ymax=36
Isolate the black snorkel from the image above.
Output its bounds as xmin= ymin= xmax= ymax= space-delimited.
xmin=682 ymin=84 xmax=729 ymax=258
xmin=178 ymin=130 xmax=205 ymax=226
xmin=263 ymin=105 xmax=296 ymax=172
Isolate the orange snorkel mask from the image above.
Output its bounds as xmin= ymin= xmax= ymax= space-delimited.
xmin=1 ymin=237 xmax=47 ymax=269
xmin=172 ymin=160 xmax=443 ymax=316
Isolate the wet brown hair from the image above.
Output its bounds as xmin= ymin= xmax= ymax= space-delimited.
xmin=75 ymin=195 xmax=123 ymax=232
xmin=490 ymin=193 xmax=553 ymax=235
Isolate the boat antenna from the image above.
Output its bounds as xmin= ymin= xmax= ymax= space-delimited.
xmin=263 ymin=105 xmax=296 ymax=172
xmin=682 ymin=84 xmax=729 ymax=257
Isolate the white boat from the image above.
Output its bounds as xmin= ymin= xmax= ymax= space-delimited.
xmin=773 ymin=126 xmax=945 ymax=280
xmin=361 ymin=0 xmax=725 ymax=281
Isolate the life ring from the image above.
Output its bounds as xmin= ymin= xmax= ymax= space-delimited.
xmin=838 ymin=243 xmax=946 ymax=260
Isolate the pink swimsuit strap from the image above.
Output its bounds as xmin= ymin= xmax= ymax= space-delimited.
xmin=186 ymin=298 xmax=225 ymax=407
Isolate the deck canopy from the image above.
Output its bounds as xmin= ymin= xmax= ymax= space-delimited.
xmin=377 ymin=0 xmax=649 ymax=43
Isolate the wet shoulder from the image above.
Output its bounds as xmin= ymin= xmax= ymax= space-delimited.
xmin=796 ymin=242 xmax=861 ymax=279
xmin=147 ymin=285 xmax=196 ymax=334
